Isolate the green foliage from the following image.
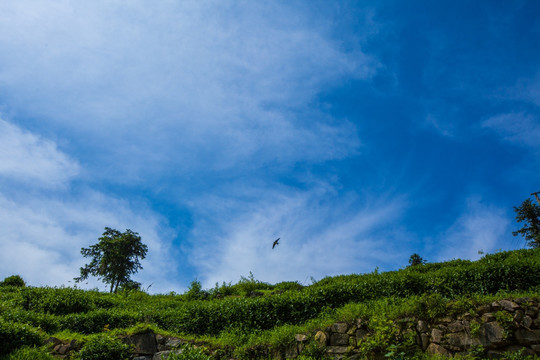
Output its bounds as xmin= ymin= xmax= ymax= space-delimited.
xmin=185 ymin=280 xmax=209 ymax=301
xmin=0 ymin=275 xmax=26 ymax=288
xmin=408 ymin=254 xmax=426 ymax=267
xmin=1 ymin=249 xmax=540 ymax=359
xmin=75 ymin=333 xmax=131 ymax=360
xmin=273 ymin=281 xmax=304 ymax=292
xmin=4 ymin=347 xmax=55 ymax=360
xmin=0 ymin=320 xmax=43 ymax=356
xmin=512 ymin=197 xmax=540 ymax=248
xmin=167 ymin=344 xmax=212 ymax=360
xmin=75 ymin=227 xmax=148 ymax=293
xmin=20 ymin=287 xmax=96 ymax=315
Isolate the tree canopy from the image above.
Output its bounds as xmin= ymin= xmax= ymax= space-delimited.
xmin=512 ymin=197 xmax=540 ymax=248
xmin=408 ymin=253 xmax=426 ymax=267
xmin=75 ymin=227 xmax=148 ymax=293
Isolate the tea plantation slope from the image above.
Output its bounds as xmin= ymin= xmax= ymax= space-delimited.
xmin=0 ymin=248 xmax=539 ymax=359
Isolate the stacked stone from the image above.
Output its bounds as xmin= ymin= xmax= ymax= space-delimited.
xmin=287 ymin=298 xmax=540 ymax=359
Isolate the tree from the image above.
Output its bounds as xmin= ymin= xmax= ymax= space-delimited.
xmin=408 ymin=253 xmax=426 ymax=267
xmin=0 ymin=275 xmax=25 ymax=287
xmin=512 ymin=196 xmax=540 ymax=248
xmin=75 ymin=227 xmax=148 ymax=293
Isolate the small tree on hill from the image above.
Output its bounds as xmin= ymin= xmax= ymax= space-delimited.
xmin=512 ymin=194 xmax=540 ymax=248
xmin=408 ymin=253 xmax=426 ymax=267
xmin=75 ymin=227 xmax=148 ymax=293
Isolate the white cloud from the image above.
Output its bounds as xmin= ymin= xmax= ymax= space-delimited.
xmin=434 ymin=197 xmax=511 ymax=262
xmin=0 ymin=118 xmax=79 ymax=187
xmin=482 ymin=112 xmax=540 ymax=149
xmin=0 ymin=189 xmax=181 ymax=293
xmin=0 ymin=120 xmax=180 ymax=293
xmin=0 ymin=1 xmax=376 ymax=178
xmin=189 ymin=185 xmax=407 ymax=287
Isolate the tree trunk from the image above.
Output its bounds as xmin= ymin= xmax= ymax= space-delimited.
xmin=109 ymin=282 xmax=114 ymax=293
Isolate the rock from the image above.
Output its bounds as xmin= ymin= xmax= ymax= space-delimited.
xmin=133 ymin=357 xmax=152 ymax=360
xmin=427 ymin=343 xmax=450 ymax=356
xmin=477 ymin=304 xmax=492 ymax=315
xmin=330 ymin=333 xmax=350 ymax=346
xmin=57 ymin=344 xmax=70 ymax=355
xmin=295 ymin=334 xmax=308 ymax=342
xmin=498 ymin=300 xmax=520 ymax=312
xmin=526 ymin=306 xmax=538 ymax=317
xmin=431 ymin=328 xmax=443 ymax=344
xmin=513 ymin=310 xmax=524 ymax=323
xmin=515 ymin=329 xmax=540 ymax=345
xmin=531 ymin=344 xmax=540 ymax=353
xmin=326 ymin=346 xmax=349 ymax=354
xmin=124 ymin=331 xmax=158 ymax=355
xmin=314 ymin=330 xmax=328 ymax=346
xmin=447 ymin=320 xmax=467 ymax=333
xmin=165 ymin=337 xmax=184 ymax=349
xmin=523 ymin=315 xmax=533 ymax=329
xmin=152 ymin=350 xmax=181 ymax=360
xmin=332 ymin=322 xmax=349 ymax=333
xmin=416 ymin=320 xmax=428 ymax=333
xmin=420 ymin=333 xmax=430 ymax=350
xmin=482 ymin=313 xmax=495 ymax=322
xmin=444 ymin=332 xmax=480 ymax=351
xmin=156 ymin=334 xmax=165 ymax=345
xmin=480 ymin=322 xmax=506 ymax=349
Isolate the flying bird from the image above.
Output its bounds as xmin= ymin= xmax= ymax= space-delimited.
xmin=272 ymin=238 xmax=280 ymax=249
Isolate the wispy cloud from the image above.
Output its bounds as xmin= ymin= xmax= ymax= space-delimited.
xmin=189 ymin=184 xmax=408 ymax=287
xmin=434 ymin=197 xmax=511 ymax=262
xmin=0 ymin=119 xmax=179 ymax=293
xmin=0 ymin=1 xmax=376 ymax=181
xmin=0 ymin=118 xmax=79 ymax=187
xmin=482 ymin=112 xmax=540 ymax=149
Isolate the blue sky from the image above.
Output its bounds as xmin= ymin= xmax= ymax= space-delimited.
xmin=0 ymin=1 xmax=539 ymax=293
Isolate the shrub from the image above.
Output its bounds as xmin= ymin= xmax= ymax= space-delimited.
xmin=75 ymin=333 xmax=131 ymax=360
xmin=1 ymin=275 xmax=26 ymax=288
xmin=5 ymin=346 xmax=55 ymax=360
xmin=274 ymin=281 xmax=303 ymax=292
xmin=0 ymin=320 xmax=43 ymax=356
xmin=20 ymin=287 xmax=95 ymax=315
xmin=167 ymin=344 xmax=212 ymax=360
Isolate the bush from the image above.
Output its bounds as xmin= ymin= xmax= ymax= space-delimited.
xmin=75 ymin=334 xmax=131 ymax=360
xmin=5 ymin=346 xmax=55 ymax=360
xmin=167 ymin=344 xmax=212 ymax=360
xmin=0 ymin=320 xmax=43 ymax=356
xmin=1 ymin=275 xmax=26 ymax=288
xmin=20 ymin=287 xmax=96 ymax=315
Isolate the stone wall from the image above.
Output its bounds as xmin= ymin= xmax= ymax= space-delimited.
xmin=286 ymin=298 xmax=540 ymax=359
xmin=45 ymin=298 xmax=540 ymax=359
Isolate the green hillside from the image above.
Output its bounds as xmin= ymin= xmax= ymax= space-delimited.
xmin=1 ymin=248 xmax=539 ymax=359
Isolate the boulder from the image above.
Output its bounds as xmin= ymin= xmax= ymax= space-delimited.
xmin=431 ymin=328 xmax=443 ymax=344
xmin=314 ymin=330 xmax=328 ymax=346
xmin=330 ymin=333 xmax=350 ymax=346
xmin=124 ymin=331 xmax=157 ymax=355
xmin=331 ymin=322 xmax=349 ymax=333
xmin=480 ymin=322 xmax=506 ymax=349
xmin=515 ymin=329 xmax=540 ymax=345
xmin=427 ymin=343 xmax=450 ymax=357
xmin=498 ymin=300 xmax=520 ymax=312
xmin=152 ymin=350 xmax=181 ymax=360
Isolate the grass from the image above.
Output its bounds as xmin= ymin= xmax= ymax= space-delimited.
xmin=0 ymin=248 xmax=539 ymax=359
